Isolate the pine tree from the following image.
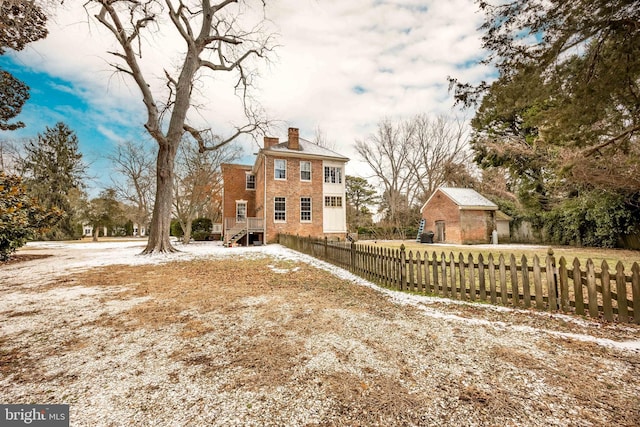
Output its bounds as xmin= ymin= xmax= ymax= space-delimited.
xmin=20 ymin=122 xmax=87 ymax=240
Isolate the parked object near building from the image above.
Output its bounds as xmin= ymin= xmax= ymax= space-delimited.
xmin=221 ymin=128 xmax=349 ymax=246
xmin=420 ymin=187 xmax=511 ymax=244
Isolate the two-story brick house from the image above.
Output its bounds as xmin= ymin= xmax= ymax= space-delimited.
xmin=222 ymin=127 xmax=349 ymax=245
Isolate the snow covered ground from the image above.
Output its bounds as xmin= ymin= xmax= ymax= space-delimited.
xmin=1 ymin=239 xmax=639 ymax=426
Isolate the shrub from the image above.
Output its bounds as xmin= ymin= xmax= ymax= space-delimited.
xmin=0 ymin=173 xmax=62 ymax=260
xmin=170 ymin=219 xmax=183 ymax=237
xmin=544 ymin=191 xmax=638 ymax=248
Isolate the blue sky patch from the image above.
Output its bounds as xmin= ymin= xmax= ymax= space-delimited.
xmin=352 ymin=85 xmax=367 ymax=94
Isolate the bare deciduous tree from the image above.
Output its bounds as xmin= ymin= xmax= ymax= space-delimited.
xmin=407 ymin=114 xmax=470 ymax=204
xmin=173 ymin=137 xmax=240 ymax=243
xmin=356 ymin=114 xmax=472 ymax=234
xmin=355 ymin=118 xmax=416 ymax=234
xmin=107 ymin=140 xmax=156 ymax=232
xmin=311 ymin=125 xmax=336 ymax=151
xmin=87 ymin=0 xmax=274 ymax=253
xmin=0 ymin=138 xmax=24 ymax=173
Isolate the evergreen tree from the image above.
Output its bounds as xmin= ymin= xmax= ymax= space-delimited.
xmin=0 ymin=172 xmax=61 ymax=260
xmin=345 ymin=176 xmax=378 ymax=231
xmin=450 ymin=0 xmax=640 ymax=247
xmin=0 ymin=0 xmax=48 ymax=131
xmin=20 ymin=122 xmax=87 ymax=240
xmin=84 ymin=188 xmax=124 ymax=241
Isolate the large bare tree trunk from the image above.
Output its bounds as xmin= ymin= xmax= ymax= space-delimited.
xmin=143 ymin=142 xmax=179 ymax=253
xmin=91 ymin=0 xmax=272 ymax=254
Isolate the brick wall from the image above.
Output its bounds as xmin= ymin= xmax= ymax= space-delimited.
xmin=459 ymin=210 xmax=493 ymax=244
xmin=262 ymin=155 xmax=324 ymax=243
xmin=221 ymin=164 xmax=255 ymax=220
xmin=422 ymin=191 xmax=461 ymax=243
xmin=422 ymin=190 xmax=495 ymax=244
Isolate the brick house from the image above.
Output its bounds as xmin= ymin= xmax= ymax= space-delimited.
xmin=420 ymin=187 xmax=510 ymax=244
xmin=221 ymin=127 xmax=349 ymax=245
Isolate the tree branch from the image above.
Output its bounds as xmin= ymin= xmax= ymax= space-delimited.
xmin=584 ymin=124 xmax=640 ymax=157
xmin=92 ymin=0 xmax=164 ymax=144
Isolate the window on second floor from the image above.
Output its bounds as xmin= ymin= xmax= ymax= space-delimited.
xmin=274 ymin=159 xmax=287 ymax=180
xmin=246 ymin=173 xmax=255 ymax=190
xmin=324 ymin=166 xmax=342 ymax=184
xmin=274 ymin=197 xmax=286 ymax=221
xmin=300 ymin=161 xmax=311 ymax=181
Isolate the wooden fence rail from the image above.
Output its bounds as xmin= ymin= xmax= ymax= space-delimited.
xmin=278 ymin=234 xmax=640 ymax=324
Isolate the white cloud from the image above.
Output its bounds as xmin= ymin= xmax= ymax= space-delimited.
xmin=3 ymin=0 xmax=494 ymax=185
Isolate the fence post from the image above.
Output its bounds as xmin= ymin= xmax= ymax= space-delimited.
xmin=324 ymin=236 xmax=328 ymax=259
xmin=615 ymin=262 xmax=628 ymax=322
xmin=351 ymin=240 xmax=356 ymax=272
xmin=601 ymin=261 xmax=613 ymax=321
xmin=632 ymin=262 xmax=640 ymax=324
xmin=399 ymin=244 xmax=406 ymax=291
xmin=546 ymin=248 xmax=559 ymax=310
xmin=558 ymin=257 xmax=570 ymax=313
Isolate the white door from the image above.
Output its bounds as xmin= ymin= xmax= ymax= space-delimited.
xmin=236 ymin=201 xmax=247 ymax=222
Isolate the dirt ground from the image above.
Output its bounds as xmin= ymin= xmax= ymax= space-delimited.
xmin=1 ymin=241 xmax=639 ymax=426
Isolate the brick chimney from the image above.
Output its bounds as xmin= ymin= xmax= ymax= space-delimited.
xmin=263 ymin=136 xmax=279 ymax=149
xmin=288 ymin=127 xmax=299 ymax=150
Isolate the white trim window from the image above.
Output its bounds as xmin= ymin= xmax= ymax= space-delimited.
xmin=274 ymin=197 xmax=286 ymax=222
xmin=245 ymin=173 xmax=255 ymax=190
xmin=300 ymin=161 xmax=311 ymax=181
xmin=236 ymin=201 xmax=247 ymax=222
xmin=324 ymin=196 xmax=343 ymax=207
xmin=324 ymin=166 xmax=342 ymax=184
xmin=274 ymin=159 xmax=287 ymax=180
xmin=300 ymin=197 xmax=312 ymax=222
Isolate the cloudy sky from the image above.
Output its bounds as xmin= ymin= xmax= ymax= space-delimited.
xmin=0 ymin=0 xmax=493 ymax=194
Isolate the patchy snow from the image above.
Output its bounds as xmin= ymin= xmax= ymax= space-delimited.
xmin=4 ymin=239 xmax=639 ymax=354
xmin=2 ymin=239 xmax=639 ymax=426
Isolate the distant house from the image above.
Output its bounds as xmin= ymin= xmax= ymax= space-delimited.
xmin=221 ymin=127 xmax=349 ymax=246
xmin=82 ymin=223 xmax=146 ymax=238
xmin=420 ymin=187 xmax=510 ymax=244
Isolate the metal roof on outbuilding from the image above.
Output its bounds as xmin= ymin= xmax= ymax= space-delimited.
xmin=421 ymin=187 xmax=499 ymax=212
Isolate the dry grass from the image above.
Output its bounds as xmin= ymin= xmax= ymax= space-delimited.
xmin=2 ymin=254 xmax=640 ymax=426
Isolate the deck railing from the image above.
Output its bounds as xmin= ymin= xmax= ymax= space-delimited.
xmin=224 ymin=217 xmax=264 ymax=232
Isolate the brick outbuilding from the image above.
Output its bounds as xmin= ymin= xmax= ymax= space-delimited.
xmin=222 ymin=127 xmax=349 ymax=245
xmin=420 ymin=187 xmax=510 ymax=244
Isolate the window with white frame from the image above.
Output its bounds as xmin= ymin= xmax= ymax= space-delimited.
xmin=324 ymin=166 xmax=342 ymax=184
xmin=274 ymin=159 xmax=287 ymax=180
xmin=236 ymin=201 xmax=247 ymax=222
xmin=324 ymin=196 xmax=343 ymax=207
xmin=300 ymin=161 xmax=311 ymax=181
xmin=274 ymin=197 xmax=286 ymax=221
xmin=245 ymin=173 xmax=255 ymax=190
xmin=300 ymin=197 xmax=311 ymax=222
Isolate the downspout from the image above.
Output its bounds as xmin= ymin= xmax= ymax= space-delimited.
xmin=221 ymin=187 xmax=225 ymax=244
xmin=263 ymin=153 xmax=267 ymax=243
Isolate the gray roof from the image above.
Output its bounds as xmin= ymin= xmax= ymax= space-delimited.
xmin=265 ymin=138 xmax=349 ymax=161
xmin=433 ymin=187 xmax=498 ymax=210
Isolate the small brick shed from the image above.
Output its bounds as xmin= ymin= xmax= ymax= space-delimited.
xmin=420 ymin=187 xmax=510 ymax=244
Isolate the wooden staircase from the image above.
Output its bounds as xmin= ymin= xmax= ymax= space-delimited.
xmin=224 ymin=227 xmax=247 ymax=247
